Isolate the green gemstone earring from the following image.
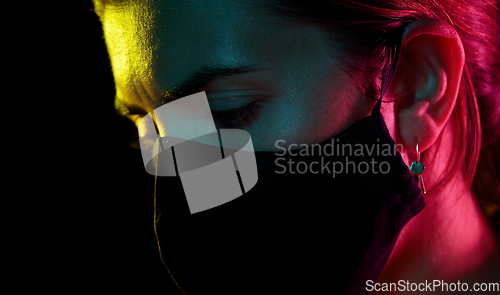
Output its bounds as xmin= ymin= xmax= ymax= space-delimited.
xmin=410 ymin=142 xmax=426 ymax=195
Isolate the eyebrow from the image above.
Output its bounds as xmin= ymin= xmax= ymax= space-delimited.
xmin=115 ymin=64 xmax=263 ymax=117
xmin=164 ymin=64 xmax=263 ymax=102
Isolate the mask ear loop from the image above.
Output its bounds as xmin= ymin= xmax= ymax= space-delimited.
xmin=371 ymin=22 xmax=410 ymax=116
xmin=372 ymin=23 xmax=427 ymax=195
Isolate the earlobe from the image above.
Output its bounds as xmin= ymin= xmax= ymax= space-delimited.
xmin=390 ymin=18 xmax=465 ymax=153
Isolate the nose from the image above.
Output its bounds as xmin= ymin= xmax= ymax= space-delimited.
xmin=152 ymin=91 xmax=218 ymax=145
xmin=137 ymin=91 xmax=221 ymax=176
xmin=136 ymin=91 xmax=258 ymax=214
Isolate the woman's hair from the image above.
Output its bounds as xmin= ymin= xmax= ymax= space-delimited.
xmin=92 ymin=0 xmax=500 ymax=224
xmin=254 ymin=0 xmax=500 ymax=225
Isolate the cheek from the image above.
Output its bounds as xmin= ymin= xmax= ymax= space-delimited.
xmin=246 ymin=71 xmax=370 ymax=151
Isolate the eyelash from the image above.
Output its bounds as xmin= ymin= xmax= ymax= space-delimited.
xmin=211 ymin=100 xmax=262 ymax=128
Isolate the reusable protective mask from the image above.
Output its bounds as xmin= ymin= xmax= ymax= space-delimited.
xmin=148 ymin=23 xmax=425 ymax=295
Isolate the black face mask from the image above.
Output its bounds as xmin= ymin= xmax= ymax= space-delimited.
xmin=153 ymin=23 xmax=425 ymax=295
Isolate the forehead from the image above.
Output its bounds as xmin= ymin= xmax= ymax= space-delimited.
xmin=102 ymin=0 xmax=334 ymax=103
xmin=146 ymin=0 xmax=278 ymax=75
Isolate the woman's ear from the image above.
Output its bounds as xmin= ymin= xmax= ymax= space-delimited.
xmin=389 ymin=18 xmax=465 ymax=153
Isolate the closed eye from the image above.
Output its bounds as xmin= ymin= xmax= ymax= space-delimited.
xmin=211 ymin=100 xmax=263 ymax=128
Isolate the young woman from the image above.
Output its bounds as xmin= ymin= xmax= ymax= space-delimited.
xmin=92 ymin=0 xmax=500 ymax=293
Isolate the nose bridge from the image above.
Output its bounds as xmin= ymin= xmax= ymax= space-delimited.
xmin=151 ymin=91 xmax=218 ymax=143
xmin=139 ymin=91 xmax=220 ymax=176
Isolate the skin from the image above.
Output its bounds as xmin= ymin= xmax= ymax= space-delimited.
xmin=99 ymin=0 xmax=500 ymax=293
xmin=105 ymin=0 xmax=371 ymax=152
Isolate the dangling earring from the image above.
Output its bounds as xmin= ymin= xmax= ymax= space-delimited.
xmin=410 ymin=142 xmax=426 ymax=195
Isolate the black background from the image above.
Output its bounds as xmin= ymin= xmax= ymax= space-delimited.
xmin=65 ymin=1 xmax=183 ymax=293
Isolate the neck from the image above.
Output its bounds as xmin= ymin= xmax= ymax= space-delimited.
xmin=378 ymin=170 xmax=499 ymax=283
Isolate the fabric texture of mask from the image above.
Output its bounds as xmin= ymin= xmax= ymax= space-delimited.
xmin=153 ymin=23 xmax=425 ymax=295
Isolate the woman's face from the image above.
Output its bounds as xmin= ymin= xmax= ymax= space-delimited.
xmin=104 ymin=0 xmax=378 ymax=151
